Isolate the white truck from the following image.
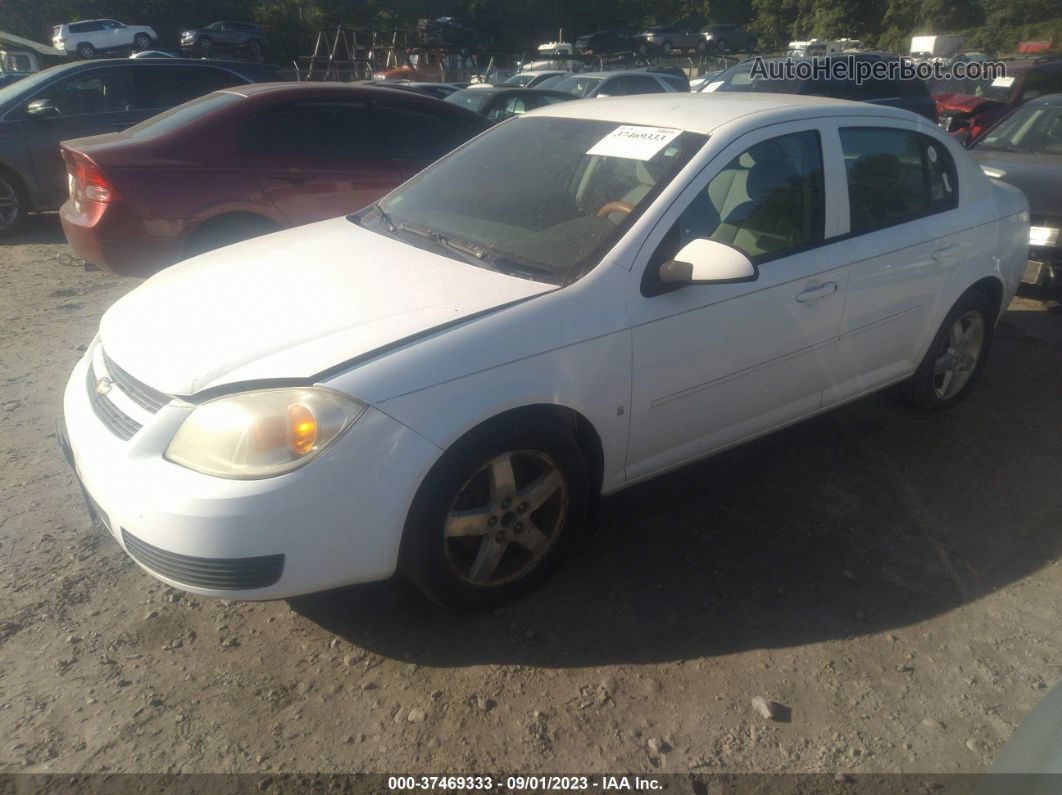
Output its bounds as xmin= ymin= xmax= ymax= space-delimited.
xmin=909 ymin=34 xmax=965 ymax=60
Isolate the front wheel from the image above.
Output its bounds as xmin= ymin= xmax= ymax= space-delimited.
xmin=400 ymin=416 xmax=589 ymax=609
xmin=661 ymin=41 xmax=673 ymax=55
xmin=0 ymin=170 xmax=27 ymax=237
xmin=895 ymin=289 xmax=995 ymax=410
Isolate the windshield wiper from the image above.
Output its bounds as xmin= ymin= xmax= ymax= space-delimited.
xmin=372 ymin=202 xmax=397 ymax=232
xmin=388 ymin=221 xmax=560 ymax=283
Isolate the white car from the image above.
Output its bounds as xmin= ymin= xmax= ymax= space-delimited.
xmin=550 ymin=70 xmax=689 ymax=97
xmin=61 ymin=94 xmax=1028 ymax=609
xmin=52 ymin=19 xmax=157 ymax=60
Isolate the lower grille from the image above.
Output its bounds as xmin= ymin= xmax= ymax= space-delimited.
xmin=121 ymin=530 xmax=284 ymax=590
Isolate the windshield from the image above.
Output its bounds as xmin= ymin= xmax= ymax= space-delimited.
xmin=704 ymin=61 xmax=802 ymax=93
xmin=503 ymin=73 xmax=535 ymax=86
xmin=0 ymin=63 xmax=72 ymax=110
xmin=931 ymin=74 xmax=1017 ymax=103
xmin=534 ymin=74 xmax=567 ymax=89
xmin=976 ymin=104 xmax=1062 ymax=155
xmin=445 ymin=88 xmax=491 ymax=112
xmin=552 ymin=75 xmax=603 ymax=98
xmin=354 ymin=117 xmax=707 ymax=285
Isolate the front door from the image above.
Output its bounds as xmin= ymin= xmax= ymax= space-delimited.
xmin=24 ymin=66 xmax=137 ymax=207
xmin=626 ymin=124 xmax=850 ymax=481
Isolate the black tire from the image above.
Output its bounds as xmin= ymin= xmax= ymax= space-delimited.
xmin=637 ymin=42 xmax=649 ymax=56
xmin=196 ymin=35 xmax=213 ymax=49
xmin=76 ymin=42 xmax=95 ymax=60
xmin=0 ymin=167 xmax=28 ymax=238
xmin=400 ymin=415 xmax=589 ymax=610
xmin=184 ymin=215 xmax=276 ymax=258
xmin=747 ymin=38 xmax=758 ymax=52
xmin=695 ymin=39 xmax=707 ymax=54
xmin=133 ymin=33 xmax=151 ymax=50
xmin=894 ymin=288 xmax=995 ymax=410
xmin=661 ymin=41 xmax=673 ymax=55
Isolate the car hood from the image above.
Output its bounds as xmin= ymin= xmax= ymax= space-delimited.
xmin=934 ymin=93 xmax=1003 ymax=115
xmin=968 ymin=150 xmax=1062 ymax=218
xmin=98 ymin=217 xmax=554 ymax=397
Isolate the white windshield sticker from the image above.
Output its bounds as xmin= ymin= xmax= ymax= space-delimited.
xmin=991 ymin=75 xmax=1015 ymax=88
xmin=587 ymin=125 xmax=683 ymax=160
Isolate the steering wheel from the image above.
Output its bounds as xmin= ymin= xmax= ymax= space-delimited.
xmin=596 ymin=200 xmax=634 ymax=218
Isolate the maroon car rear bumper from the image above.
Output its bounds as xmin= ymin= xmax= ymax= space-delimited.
xmin=60 ymin=199 xmax=183 ymax=278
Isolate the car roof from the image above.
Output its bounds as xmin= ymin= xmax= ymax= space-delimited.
xmin=566 ymin=71 xmax=664 ymax=79
xmin=526 ymin=92 xmax=919 ymax=134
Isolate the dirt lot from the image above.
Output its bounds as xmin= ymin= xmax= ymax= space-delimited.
xmin=1 ymin=215 xmax=1060 ymax=776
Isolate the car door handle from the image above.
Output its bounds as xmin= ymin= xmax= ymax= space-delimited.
xmin=795 ymin=281 xmax=838 ymax=303
xmin=268 ymin=174 xmax=309 ymax=185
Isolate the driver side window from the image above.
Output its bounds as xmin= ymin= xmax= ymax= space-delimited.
xmin=33 ymin=69 xmax=135 ymax=116
xmin=671 ymin=129 xmax=825 ymax=263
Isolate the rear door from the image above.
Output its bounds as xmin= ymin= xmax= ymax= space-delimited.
xmin=23 ymin=66 xmax=137 ymax=207
xmin=825 ymin=122 xmax=965 ymax=402
xmin=239 ymin=100 xmax=404 ymax=225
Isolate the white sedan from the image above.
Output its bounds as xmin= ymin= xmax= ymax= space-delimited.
xmin=61 ymin=94 xmax=1029 ymax=609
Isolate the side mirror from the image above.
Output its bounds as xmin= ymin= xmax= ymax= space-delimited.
xmin=25 ymin=98 xmax=59 ymax=118
xmin=658 ymin=238 xmax=757 ymax=287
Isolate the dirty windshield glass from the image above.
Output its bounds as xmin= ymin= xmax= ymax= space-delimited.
xmin=354 ymin=117 xmax=707 ymax=284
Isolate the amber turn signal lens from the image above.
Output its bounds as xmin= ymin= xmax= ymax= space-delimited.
xmin=287 ymin=403 xmax=318 ymax=455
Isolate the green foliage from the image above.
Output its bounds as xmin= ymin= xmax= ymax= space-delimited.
xmin=0 ymin=0 xmax=1058 ymax=62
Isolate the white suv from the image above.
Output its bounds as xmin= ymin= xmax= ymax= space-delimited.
xmin=52 ymin=20 xmax=157 ymax=60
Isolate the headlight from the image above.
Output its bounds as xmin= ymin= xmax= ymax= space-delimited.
xmin=166 ymin=388 xmax=365 ymax=479
xmin=1030 ymin=226 xmax=1060 ymax=247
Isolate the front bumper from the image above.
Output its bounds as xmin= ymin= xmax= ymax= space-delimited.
xmin=61 ymin=351 xmax=442 ymax=599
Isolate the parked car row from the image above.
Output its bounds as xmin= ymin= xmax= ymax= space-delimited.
xmin=573 ymin=24 xmax=758 ymax=58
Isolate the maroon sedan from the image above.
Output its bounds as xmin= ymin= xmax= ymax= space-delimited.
xmin=59 ymin=83 xmax=491 ymax=275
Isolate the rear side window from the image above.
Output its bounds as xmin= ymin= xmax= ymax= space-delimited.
xmin=135 ymin=66 xmax=245 ymax=110
xmin=69 ymin=22 xmax=103 ymax=33
xmin=126 ymin=91 xmax=242 ymax=138
xmin=840 ymin=127 xmax=957 ymax=233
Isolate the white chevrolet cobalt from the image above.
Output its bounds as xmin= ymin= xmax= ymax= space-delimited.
xmin=61 ymin=94 xmax=1028 ymax=608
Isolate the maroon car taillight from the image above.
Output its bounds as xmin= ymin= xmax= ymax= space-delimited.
xmin=63 ymin=150 xmax=122 ymax=204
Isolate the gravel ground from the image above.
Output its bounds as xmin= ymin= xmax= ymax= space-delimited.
xmin=1 ymin=215 xmax=1060 ymax=775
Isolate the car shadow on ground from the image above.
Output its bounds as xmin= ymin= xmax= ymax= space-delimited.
xmin=292 ymin=313 xmax=1062 ymax=668
xmin=2 ymin=213 xmax=66 ymax=246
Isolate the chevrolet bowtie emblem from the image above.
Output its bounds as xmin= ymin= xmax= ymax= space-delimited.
xmin=95 ymin=377 xmax=114 ymax=396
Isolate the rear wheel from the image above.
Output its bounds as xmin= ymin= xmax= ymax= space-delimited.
xmin=400 ymin=416 xmax=589 ymax=609
xmin=895 ymin=289 xmax=995 ymax=410
xmin=0 ymin=169 xmax=28 ymax=237
xmin=695 ymin=40 xmax=707 ymax=54
xmin=661 ymin=40 xmax=673 ymax=55
xmin=133 ymin=33 xmax=151 ymax=50
xmin=76 ymin=42 xmax=95 ymax=59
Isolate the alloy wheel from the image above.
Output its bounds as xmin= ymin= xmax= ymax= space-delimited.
xmin=0 ymin=176 xmax=21 ymax=232
xmin=932 ymin=310 xmax=984 ymax=399
xmin=443 ymin=449 xmax=568 ymax=586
